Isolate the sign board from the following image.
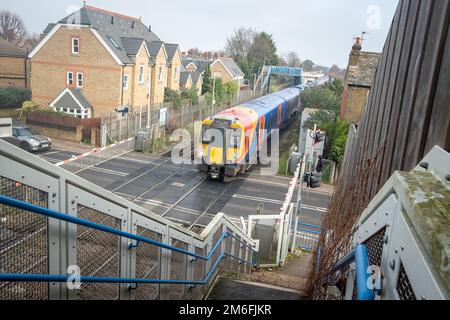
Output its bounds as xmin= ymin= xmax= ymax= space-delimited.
xmin=158 ymin=108 xmax=167 ymax=127
xmin=0 ymin=118 xmax=12 ymax=137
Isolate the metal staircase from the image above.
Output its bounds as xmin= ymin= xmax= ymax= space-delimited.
xmin=0 ymin=140 xmax=256 ymax=300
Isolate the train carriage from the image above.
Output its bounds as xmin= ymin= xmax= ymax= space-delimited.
xmin=197 ymin=86 xmax=302 ymax=181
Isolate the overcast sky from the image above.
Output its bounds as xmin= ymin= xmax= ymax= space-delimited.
xmin=1 ymin=0 xmax=399 ymax=68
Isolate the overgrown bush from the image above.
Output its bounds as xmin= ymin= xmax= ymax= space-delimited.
xmin=181 ymin=87 xmax=199 ymax=105
xmin=0 ymin=87 xmax=31 ymax=109
xmin=21 ymin=100 xmax=39 ymax=111
xmin=164 ymin=88 xmax=181 ymax=108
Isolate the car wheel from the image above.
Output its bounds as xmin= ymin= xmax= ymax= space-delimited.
xmin=20 ymin=142 xmax=31 ymax=152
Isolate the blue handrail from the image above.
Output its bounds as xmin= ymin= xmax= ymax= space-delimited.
xmin=329 ymin=244 xmax=374 ymax=300
xmin=0 ymin=252 xmax=252 ymax=286
xmin=0 ymin=195 xmax=254 ymax=261
xmin=0 ymin=194 xmax=255 ymax=286
xmin=355 ymin=245 xmax=374 ymax=300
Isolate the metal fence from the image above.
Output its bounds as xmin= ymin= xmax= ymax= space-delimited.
xmin=0 ymin=140 xmax=255 ymax=300
xmin=99 ymin=90 xmax=262 ymax=148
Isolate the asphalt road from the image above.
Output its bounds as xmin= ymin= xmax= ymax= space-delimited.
xmin=37 ymin=148 xmax=331 ymax=230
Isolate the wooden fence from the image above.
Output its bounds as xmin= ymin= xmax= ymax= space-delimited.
xmin=307 ymin=0 xmax=450 ymax=298
xmin=24 ymin=111 xmax=101 ymax=145
xmin=341 ymin=0 xmax=450 ymax=200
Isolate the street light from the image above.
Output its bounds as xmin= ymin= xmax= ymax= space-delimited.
xmin=212 ymin=76 xmax=216 ymax=116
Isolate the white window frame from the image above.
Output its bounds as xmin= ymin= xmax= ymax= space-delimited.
xmin=123 ymin=74 xmax=129 ymax=90
xmin=67 ymin=72 xmax=73 ymax=85
xmin=174 ymin=67 xmax=178 ymax=81
xmin=72 ymin=38 xmax=80 ymax=54
xmin=158 ymin=66 xmax=163 ymax=82
xmin=77 ymin=72 xmax=83 ymax=88
xmin=139 ymin=65 xmax=145 ymax=84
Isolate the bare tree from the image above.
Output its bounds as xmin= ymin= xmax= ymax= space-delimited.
xmin=224 ymin=27 xmax=256 ymax=59
xmin=0 ymin=10 xmax=27 ymax=46
xmin=285 ymin=51 xmax=301 ymax=67
xmin=23 ymin=33 xmax=40 ymax=51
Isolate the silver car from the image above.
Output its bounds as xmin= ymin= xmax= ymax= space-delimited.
xmin=12 ymin=127 xmax=52 ymax=152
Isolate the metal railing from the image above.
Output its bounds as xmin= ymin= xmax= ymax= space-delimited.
xmin=327 ymin=146 xmax=449 ymax=300
xmin=0 ymin=194 xmax=253 ymax=287
xmin=329 ymin=244 xmax=374 ymax=300
xmin=292 ymin=222 xmax=321 ymax=252
xmin=0 ymin=139 xmax=256 ymax=300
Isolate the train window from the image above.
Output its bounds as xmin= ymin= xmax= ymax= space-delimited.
xmin=227 ymin=128 xmax=242 ymax=148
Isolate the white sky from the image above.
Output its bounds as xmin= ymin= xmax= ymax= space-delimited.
xmin=1 ymin=0 xmax=399 ymax=68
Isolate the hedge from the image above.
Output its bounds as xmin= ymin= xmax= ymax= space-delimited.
xmin=0 ymin=87 xmax=32 ymax=109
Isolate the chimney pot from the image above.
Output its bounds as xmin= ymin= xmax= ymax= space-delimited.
xmin=111 ymin=16 xmax=114 ymax=24
xmin=148 ymin=25 xmax=151 ymax=32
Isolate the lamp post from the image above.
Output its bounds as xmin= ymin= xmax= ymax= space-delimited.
xmin=212 ymin=76 xmax=216 ymax=116
xmin=146 ymin=71 xmax=152 ymax=129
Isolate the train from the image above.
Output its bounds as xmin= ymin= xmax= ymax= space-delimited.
xmin=197 ymin=85 xmax=304 ymax=181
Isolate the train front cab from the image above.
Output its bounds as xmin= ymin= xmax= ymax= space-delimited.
xmin=197 ymin=117 xmax=248 ymax=181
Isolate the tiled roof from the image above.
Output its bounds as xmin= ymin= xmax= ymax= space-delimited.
xmin=347 ymin=51 xmax=381 ymax=87
xmin=57 ymin=5 xmax=160 ymax=64
xmin=179 ymin=71 xmax=192 ymax=85
xmin=0 ymin=39 xmax=26 ymax=57
xmin=191 ymin=71 xmax=202 ymax=84
xmin=218 ymin=57 xmax=244 ymax=77
xmin=181 ymin=58 xmax=212 ymax=73
xmin=53 ymin=88 xmax=91 ymax=110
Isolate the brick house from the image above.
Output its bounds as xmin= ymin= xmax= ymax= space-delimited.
xmin=179 ymin=72 xmax=193 ymax=91
xmin=164 ymin=43 xmax=182 ymax=92
xmin=0 ymin=39 xmax=30 ymax=88
xmin=29 ymin=5 xmax=180 ymax=118
xmin=209 ymin=57 xmax=245 ymax=87
xmin=340 ymin=38 xmax=381 ymax=124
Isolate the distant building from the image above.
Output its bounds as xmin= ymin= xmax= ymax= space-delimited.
xmin=179 ymin=71 xmax=193 ymax=92
xmin=209 ymin=57 xmax=245 ymax=87
xmin=340 ymin=38 xmax=381 ymax=124
xmin=165 ymin=43 xmax=182 ymax=92
xmin=0 ymin=39 xmax=30 ymax=88
xmin=29 ymin=5 xmax=181 ymax=118
xmin=302 ymin=71 xmax=325 ymax=84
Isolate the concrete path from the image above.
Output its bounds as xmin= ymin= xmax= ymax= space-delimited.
xmin=208 ymin=278 xmax=304 ymax=300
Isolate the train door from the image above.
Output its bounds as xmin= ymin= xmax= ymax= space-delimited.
xmin=289 ymin=99 xmax=294 ymax=116
xmin=258 ymin=116 xmax=265 ymax=149
xmin=277 ymin=105 xmax=282 ymax=128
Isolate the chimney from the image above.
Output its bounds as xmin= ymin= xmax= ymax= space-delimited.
xmin=111 ymin=16 xmax=114 ymax=25
xmin=131 ymin=21 xmax=134 ymax=29
xmin=148 ymin=25 xmax=152 ymax=32
xmin=352 ymin=37 xmax=362 ymax=52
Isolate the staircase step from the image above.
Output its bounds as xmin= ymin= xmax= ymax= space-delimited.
xmin=207 ymin=277 xmax=304 ymax=300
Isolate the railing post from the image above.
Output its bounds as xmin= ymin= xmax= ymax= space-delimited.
xmin=159 ymin=225 xmax=171 ymax=300
xmin=186 ymin=238 xmax=195 ymax=300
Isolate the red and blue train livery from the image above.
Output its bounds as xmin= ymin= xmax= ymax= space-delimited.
xmin=197 ymin=87 xmax=302 ymax=181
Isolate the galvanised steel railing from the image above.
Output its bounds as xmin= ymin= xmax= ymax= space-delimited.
xmin=0 ymin=139 xmax=256 ymax=300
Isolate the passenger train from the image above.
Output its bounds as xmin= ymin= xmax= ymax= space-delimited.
xmin=197 ymin=85 xmax=304 ymax=181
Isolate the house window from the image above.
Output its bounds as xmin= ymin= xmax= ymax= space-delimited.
xmin=174 ymin=67 xmax=178 ymax=81
xmin=139 ymin=65 xmax=145 ymax=83
xmin=123 ymin=74 xmax=129 ymax=89
xmin=72 ymin=38 xmax=79 ymax=54
xmin=67 ymin=72 xmax=73 ymax=85
xmin=77 ymin=110 xmax=81 ymax=114
xmin=158 ymin=67 xmax=163 ymax=82
xmin=69 ymin=108 xmax=75 ymax=113
xmin=77 ymin=72 xmax=83 ymax=88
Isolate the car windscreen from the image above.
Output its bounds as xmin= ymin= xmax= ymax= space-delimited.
xmin=15 ymin=128 xmax=38 ymax=137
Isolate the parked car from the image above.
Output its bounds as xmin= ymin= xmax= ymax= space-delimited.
xmin=12 ymin=126 xmax=52 ymax=152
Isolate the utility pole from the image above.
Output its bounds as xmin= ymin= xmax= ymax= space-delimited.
xmin=146 ymin=71 xmax=152 ymax=129
xmin=212 ymin=76 xmax=216 ymax=116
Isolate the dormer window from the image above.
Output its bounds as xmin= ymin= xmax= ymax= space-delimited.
xmin=72 ymin=38 xmax=79 ymax=54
